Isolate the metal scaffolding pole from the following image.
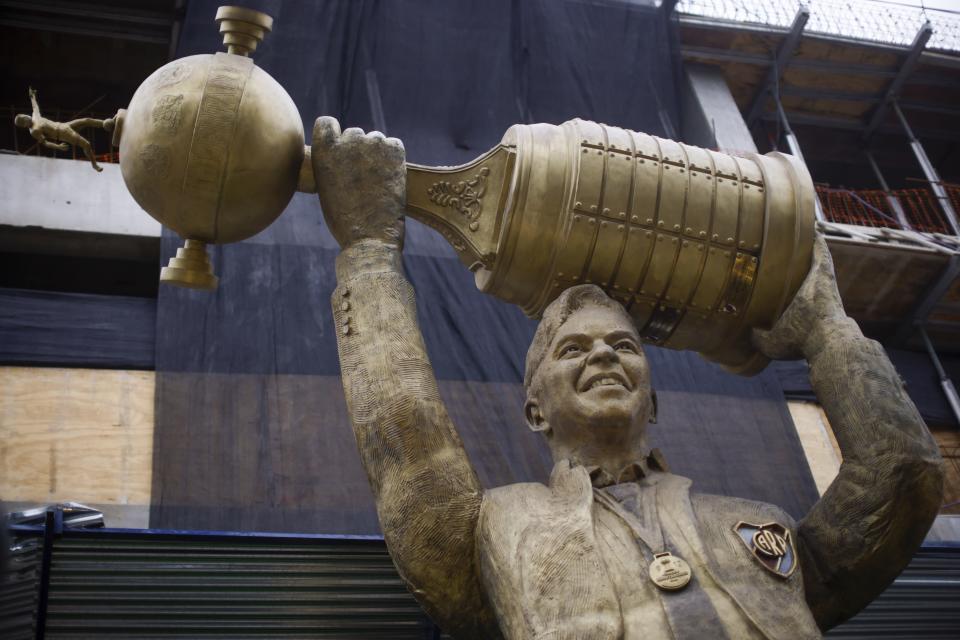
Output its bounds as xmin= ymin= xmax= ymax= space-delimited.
xmin=775 ymin=97 xmax=825 ymax=222
xmin=865 ymin=151 xmax=912 ymax=230
xmin=893 ymin=101 xmax=960 ymax=236
xmin=745 ymin=7 xmax=809 ymax=127
xmin=919 ymin=327 xmax=960 ymax=426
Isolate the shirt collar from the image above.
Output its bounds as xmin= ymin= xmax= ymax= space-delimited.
xmin=585 ymin=448 xmax=669 ymax=489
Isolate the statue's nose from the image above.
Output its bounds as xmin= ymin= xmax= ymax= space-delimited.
xmin=586 ymin=341 xmax=618 ymax=365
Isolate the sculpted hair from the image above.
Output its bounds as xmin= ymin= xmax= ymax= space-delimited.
xmin=524 ymin=284 xmax=636 ymax=392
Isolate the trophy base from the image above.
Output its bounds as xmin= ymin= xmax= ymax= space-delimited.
xmin=160 ymin=239 xmax=219 ymax=290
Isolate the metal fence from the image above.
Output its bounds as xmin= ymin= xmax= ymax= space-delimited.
xmin=4 ymin=516 xmax=959 ymax=639
xmin=4 ymin=514 xmax=443 ymax=640
xmin=677 ymin=0 xmax=960 ymax=52
xmin=817 ymin=184 xmax=960 ymax=234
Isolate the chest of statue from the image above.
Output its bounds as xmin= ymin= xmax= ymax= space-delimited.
xmin=476 ymin=465 xmax=822 ymax=640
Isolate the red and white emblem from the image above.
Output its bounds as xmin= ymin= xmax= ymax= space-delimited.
xmin=733 ymin=521 xmax=797 ymax=578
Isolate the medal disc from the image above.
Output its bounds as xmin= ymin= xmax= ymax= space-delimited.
xmin=649 ymin=552 xmax=691 ymax=591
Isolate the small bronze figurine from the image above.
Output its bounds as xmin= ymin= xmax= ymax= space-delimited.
xmin=14 ymin=87 xmax=114 ymax=172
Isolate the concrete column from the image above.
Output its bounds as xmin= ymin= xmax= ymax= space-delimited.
xmin=680 ymin=63 xmax=757 ymax=154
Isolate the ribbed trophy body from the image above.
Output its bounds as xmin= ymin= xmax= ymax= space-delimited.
xmin=406 ymin=119 xmax=816 ymax=373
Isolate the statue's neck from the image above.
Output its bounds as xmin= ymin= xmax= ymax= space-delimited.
xmin=551 ymin=436 xmax=650 ymax=479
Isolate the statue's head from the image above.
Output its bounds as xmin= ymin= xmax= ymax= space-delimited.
xmin=14 ymin=114 xmax=32 ymax=129
xmin=524 ymin=285 xmax=655 ymax=460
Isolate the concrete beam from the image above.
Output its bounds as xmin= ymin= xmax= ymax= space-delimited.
xmin=0 ymin=154 xmax=159 ymax=238
xmin=758 ymin=111 xmax=960 ymax=142
xmin=680 ymin=45 xmax=960 ymax=89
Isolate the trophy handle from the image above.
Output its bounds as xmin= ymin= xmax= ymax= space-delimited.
xmin=405 ymin=145 xmax=516 ymax=272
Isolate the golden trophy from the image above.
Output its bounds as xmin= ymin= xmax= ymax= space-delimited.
xmin=44 ymin=6 xmax=814 ymax=373
xmin=405 ymin=119 xmax=815 ymax=373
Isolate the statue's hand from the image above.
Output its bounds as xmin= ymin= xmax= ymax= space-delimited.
xmin=752 ymin=234 xmax=848 ymax=360
xmin=312 ymin=116 xmax=405 ymax=252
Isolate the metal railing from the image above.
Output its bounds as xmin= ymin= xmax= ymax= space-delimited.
xmin=817 ymin=184 xmax=960 ymax=234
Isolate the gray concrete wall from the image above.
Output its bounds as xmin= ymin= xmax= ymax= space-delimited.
xmin=0 ymin=155 xmax=160 ymax=237
xmin=681 ymin=63 xmax=757 ymax=154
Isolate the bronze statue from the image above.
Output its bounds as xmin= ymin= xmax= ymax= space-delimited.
xmin=313 ymin=116 xmax=944 ymax=640
xmin=23 ymin=6 xmax=942 ymax=637
xmin=14 ymin=87 xmax=114 ymax=173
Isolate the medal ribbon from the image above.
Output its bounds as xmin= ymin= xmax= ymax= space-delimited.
xmin=595 ymin=484 xmax=732 ymax=640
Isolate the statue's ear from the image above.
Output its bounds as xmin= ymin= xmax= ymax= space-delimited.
xmin=649 ymin=390 xmax=658 ymax=424
xmin=524 ymin=398 xmax=550 ymax=434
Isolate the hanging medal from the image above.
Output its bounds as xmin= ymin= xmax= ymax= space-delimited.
xmin=649 ymin=551 xmax=692 ymax=590
xmin=595 ymin=485 xmax=692 ymax=592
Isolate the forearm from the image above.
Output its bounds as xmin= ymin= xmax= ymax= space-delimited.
xmin=805 ymin=317 xmax=940 ymax=462
xmin=67 ymin=118 xmax=104 ymax=130
xmin=333 ymin=242 xmax=480 ymax=484
xmin=798 ymin=316 xmax=943 ymax=628
xmin=332 ymin=241 xmax=495 ymax=638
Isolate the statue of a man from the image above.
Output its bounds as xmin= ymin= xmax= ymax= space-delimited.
xmin=312 ymin=116 xmax=944 ymax=640
xmin=14 ymin=87 xmax=114 ymax=172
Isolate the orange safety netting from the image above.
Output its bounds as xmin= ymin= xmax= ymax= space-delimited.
xmin=817 ymin=185 xmax=959 ymax=234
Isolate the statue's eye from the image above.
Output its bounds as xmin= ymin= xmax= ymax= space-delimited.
xmin=559 ymin=344 xmax=581 ymax=357
xmin=615 ymin=340 xmax=638 ymax=353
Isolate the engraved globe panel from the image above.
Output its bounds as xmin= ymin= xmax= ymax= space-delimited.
xmin=216 ymin=64 xmax=303 ymax=243
xmin=120 ymin=55 xmax=208 ymax=238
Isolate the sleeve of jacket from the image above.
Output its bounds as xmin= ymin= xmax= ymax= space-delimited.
xmin=331 ymin=244 xmax=502 ymax=639
xmin=797 ymin=317 xmax=944 ymax=631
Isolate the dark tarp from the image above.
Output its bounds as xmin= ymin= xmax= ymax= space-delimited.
xmin=0 ymin=288 xmax=155 ymax=369
xmin=773 ymin=349 xmax=960 ymax=429
xmin=151 ymin=0 xmax=820 ymax=534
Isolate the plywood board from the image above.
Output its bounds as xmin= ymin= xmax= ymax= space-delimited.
xmin=0 ymin=367 xmax=154 ymax=507
xmin=788 ymin=400 xmax=840 ymax=496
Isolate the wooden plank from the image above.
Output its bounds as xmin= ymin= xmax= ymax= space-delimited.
xmin=787 ymin=400 xmax=840 ymax=496
xmin=933 ymin=429 xmax=960 ymax=514
xmin=0 ymin=367 xmax=154 ymax=507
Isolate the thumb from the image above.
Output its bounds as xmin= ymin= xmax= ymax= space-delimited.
xmin=312 ymin=116 xmax=342 ymax=152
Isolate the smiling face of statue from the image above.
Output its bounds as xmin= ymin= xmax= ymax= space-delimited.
xmin=524 ymin=286 xmax=655 ymax=469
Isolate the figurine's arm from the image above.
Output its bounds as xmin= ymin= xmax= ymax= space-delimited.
xmin=754 ymin=236 xmax=944 ymax=631
xmin=66 ymin=117 xmax=106 ymax=131
xmin=29 ymin=87 xmax=40 ymax=119
xmin=314 ymin=117 xmax=500 ymax=639
xmin=42 ymin=140 xmax=68 ymax=151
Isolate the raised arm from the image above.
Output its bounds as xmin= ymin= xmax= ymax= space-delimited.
xmin=753 ymin=235 xmax=944 ymax=631
xmin=312 ymin=117 xmax=500 ymax=639
xmin=29 ymin=87 xmax=40 ymax=119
